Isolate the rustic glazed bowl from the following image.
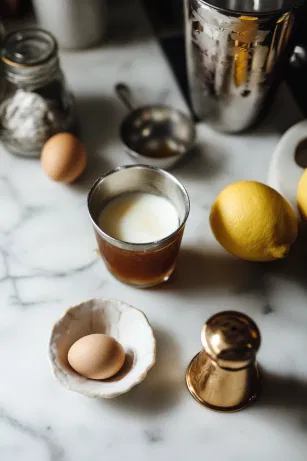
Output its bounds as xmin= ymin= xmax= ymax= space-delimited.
xmin=49 ymin=298 xmax=156 ymax=398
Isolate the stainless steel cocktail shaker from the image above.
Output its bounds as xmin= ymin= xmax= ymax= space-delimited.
xmin=184 ymin=0 xmax=303 ymax=132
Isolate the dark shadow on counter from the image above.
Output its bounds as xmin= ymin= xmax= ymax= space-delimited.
xmin=257 ymin=369 xmax=307 ymax=426
xmin=247 ymin=83 xmax=303 ymax=137
xmin=76 ymin=95 xmax=120 ymax=155
xmin=158 ymin=247 xmax=261 ymax=297
xmin=70 ymin=95 xmax=119 ymax=192
xmin=261 ymin=231 xmax=307 ymax=291
xmin=100 ymin=326 xmax=184 ymax=415
xmin=104 ymin=0 xmax=152 ymax=45
xmin=174 ymin=142 xmax=227 ymax=181
xmin=159 ymin=232 xmax=307 ymax=300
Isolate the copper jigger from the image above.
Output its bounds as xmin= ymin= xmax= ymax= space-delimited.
xmin=186 ymin=311 xmax=261 ymax=412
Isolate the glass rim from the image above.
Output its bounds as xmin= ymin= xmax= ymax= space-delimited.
xmin=1 ymin=28 xmax=58 ymax=68
xmin=87 ymin=164 xmax=190 ymax=251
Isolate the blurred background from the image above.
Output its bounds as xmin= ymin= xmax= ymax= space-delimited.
xmin=1 ymin=0 xmax=307 ymax=115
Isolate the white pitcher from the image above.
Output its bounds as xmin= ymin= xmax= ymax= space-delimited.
xmin=32 ymin=0 xmax=106 ymax=49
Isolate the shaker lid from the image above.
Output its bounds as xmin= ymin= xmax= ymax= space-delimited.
xmin=1 ymin=28 xmax=57 ymax=67
xmin=201 ymin=0 xmax=303 ymax=14
xmin=201 ymin=311 xmax=261 ymax=369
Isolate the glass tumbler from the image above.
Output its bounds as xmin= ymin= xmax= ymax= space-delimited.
xmin=87 ymin=165 xmax=190 ymax=288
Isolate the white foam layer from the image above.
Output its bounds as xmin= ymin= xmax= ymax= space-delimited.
xmin=99 ymin=192 xmax=179 ymax=244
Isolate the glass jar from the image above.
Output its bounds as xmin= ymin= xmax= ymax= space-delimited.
xmin=0 ymin=28 xmax=77 ymax=157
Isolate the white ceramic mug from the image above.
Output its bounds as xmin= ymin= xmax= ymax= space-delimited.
xmin=32 ymin=0 xmax=106 ymax=49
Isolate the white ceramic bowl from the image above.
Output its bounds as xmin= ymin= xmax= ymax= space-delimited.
xmin=49 ymin=298 xmax=156 ymax=398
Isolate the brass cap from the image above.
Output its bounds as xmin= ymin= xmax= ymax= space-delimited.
xmin=201 ymin=311 xmax=260 ymax=370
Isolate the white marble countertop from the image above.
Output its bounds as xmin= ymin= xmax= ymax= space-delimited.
xmin=1 ymin=1 xmax=307 ymax=460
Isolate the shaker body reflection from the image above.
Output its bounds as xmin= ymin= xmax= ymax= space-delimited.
xmin=186 ymin=347 xmax=260 ymax=411
xmin=184 ymin=0 xmax=298 ymax=132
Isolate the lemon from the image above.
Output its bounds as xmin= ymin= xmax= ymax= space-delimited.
xmin=297 ymin=169 xmax=307 ymax=220
xmin=210 ymin=181 xmax=298 ymax=262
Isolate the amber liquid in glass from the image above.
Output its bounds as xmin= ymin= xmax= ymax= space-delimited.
xmin=96 ymin=192 xmax=183 ymax=287
xmin=96 ymin=229 xmax=183 ymax=287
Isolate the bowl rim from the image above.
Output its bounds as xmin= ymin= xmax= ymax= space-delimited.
xmin=49 ymin=297 xmax=156 ymax=398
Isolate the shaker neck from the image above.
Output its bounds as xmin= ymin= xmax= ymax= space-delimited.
xmin=198 ymin=0 xmax=303 ymax=14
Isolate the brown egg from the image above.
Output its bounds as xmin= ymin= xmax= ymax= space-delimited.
xmin=68 ymin=333 xmax=125 ymax=380
xmin=41 ymin=133 xmax=86 ymax=183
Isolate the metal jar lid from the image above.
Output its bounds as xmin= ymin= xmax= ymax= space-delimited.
xmin=199 ymin=0 xmax=303 ymax=14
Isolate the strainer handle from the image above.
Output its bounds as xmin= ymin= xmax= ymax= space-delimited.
xmin=115 ymin=83 xmax=135 ymax=112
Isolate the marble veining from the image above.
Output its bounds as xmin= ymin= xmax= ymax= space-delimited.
xmin=0 ymin=409 xmax=65 ymax=461
xmin=1 ymin=0 xmax=307 ymax=460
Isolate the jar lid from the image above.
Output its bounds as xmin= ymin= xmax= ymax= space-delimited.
xmin=200 ymin=0 xmax=302 ymax=14
xmin=201 ymin=311 xmax=261 ymax=370
xmin=1 ymin=28 xmax=57 ymax=67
